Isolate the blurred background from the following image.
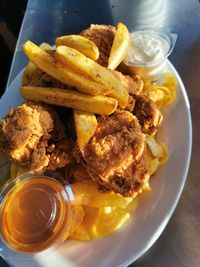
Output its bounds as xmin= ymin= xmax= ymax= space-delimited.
xmin=0 ymin=0 xmax=27 ymax=97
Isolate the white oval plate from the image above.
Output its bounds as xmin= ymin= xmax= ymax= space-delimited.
xmin=0 ymin=62 xmax=192 ymax=267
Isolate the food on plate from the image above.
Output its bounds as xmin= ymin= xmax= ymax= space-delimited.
xmin=22 ymin=42 xmax=52 ymax=86
xmin=55 ymin=45 xmax=129 ymax=108
xmin=132 ymin=94 xmax=163 ymax=135
xmin=0 ymin=173 xmax=81 ymax=253
xmin=124 ymin=30 xmax=176 ymax=81
xmin=144 ymin=72 xmax=176 ymax=108
xmin=71 ymin=205 xmax=130 ymax=240
xmin=75 ymin=111 xmax=149 ymax=197
xmin=72 ymin=180 xmax=132 ymax=209
xmin=23 ymin=41 xmax=109 ymax=96
xmin=0 ymin=102 xmax=71 ymax=171
xmin=0 ymin=22 xmax=177 ymax=244
xmin=81 ymin=24 xmax=116 ymax=67
xmin=55 ymin=35 xmax=99 ymax=60
xmin=108 ymin=22 xmax=130 ymax=70
xmin=73 ymin=110 xmax=97 ymax=151
xmin=21 ymin=86 xmax=118 ymax=115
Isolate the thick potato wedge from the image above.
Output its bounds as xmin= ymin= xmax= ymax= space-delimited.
xmin=22 ymin=61 xmax=38 ymax=86
xmin=73 ymin=110 xmax=97 ymax=150
xmin=71 ymin=180 xmax=132 ymax=209
xmin=56 ymin=35 xmax=99 ymax=60
xmin=21 ymin=86 xmax=118 ymax=115
xmin=55 ymin=46 xmax=129 ymax=108
xmin=108 ymin=22 xmax=130 ymax=70
xmin=23 ymin=41 xmax=109 ymax=95
xmin=22 ymin=42 xmax=52 ymax=86
xmin=39 ymin=42 xmax=52 ymax=52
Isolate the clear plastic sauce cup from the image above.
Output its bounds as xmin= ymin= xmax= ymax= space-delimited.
xmin=124 ymin=29 xmax=177 ymax=81
xmin=0 ymin=172 xmax=81 ymax=259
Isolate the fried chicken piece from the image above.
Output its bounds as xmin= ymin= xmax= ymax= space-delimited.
xmin=77 ymin=111 xmax=148 ymax=197
xmin=109 ymin=70 xmax=143 ymax=112
xmin=81 ymin=24 xmax=116 ymax=67
xmin=133 ymin=94 xmax=163 ymax=135
xmin=0 ymin=102 xmax=71 ymax=171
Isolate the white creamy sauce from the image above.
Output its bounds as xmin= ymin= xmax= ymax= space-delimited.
xmin=126 ymin=33 xmax=170 ymax=65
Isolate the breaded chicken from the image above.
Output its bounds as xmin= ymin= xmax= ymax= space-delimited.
xmin=77 ymin=110 xmax=148 ymax=197
xmin=0 ymin=102 xmax=71 ymax=171
xmin=112 ymin=70 xmax=143 ymax=96
xmin=81 ymin=24 xmax=116 ymax=67
xmin=133 ymin=95 xmax=163 ymax=135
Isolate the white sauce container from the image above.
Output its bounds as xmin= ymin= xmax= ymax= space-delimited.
xmin=124 ymin=30 xmax=177 ymax=81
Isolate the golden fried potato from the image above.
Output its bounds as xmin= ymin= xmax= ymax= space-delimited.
xmin=108 ymin=22 xmax=130 ymax=70
xmin=159 ymin=143 xmax=169 ymax=164
xmin=146 ymin=135 xmax=164 ymax=158
xmin=146 ymin=135 xmax=169 ymax=170
xmin=56 ymin=35 xmax=99 ymax=60
xmin=75 ymin=204 xmax=85 ymax=219
xmin=55 ymin=46 xmax=129 ymax=108
xmin=70 ymin=206 xmax=130 ymax=240
xmin=70 ymin=206 xmax=98 ymax=241
xmin=71 ymin=180 xmax=132 ymax=209
xmin=70 ymin=224 xmax=91 ymax=241
xmin=144 ymin=72 xmax=176 ymax=108
xmin=147 ymin=156 xmax=160 ymax=175
xmin=21 ymin=86 xmax=118 ymax=115
xmin=23 ymin=41 xmax=109 ymax=95
xmin=22 ymin=42 xmax=52 ymax=86
xmin=22 ymin=61 xmax=38 ymax=86
xmin=73 ymin=110 xmax=97 ymax=150
xmin=93 ymin=207 xmax=130 ymax=237
xmin=39 ymin=42 xmax=52 ymax=52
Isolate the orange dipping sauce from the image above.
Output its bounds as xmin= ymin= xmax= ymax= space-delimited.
xmin=0 ymin=175 xmax=74 ymax=253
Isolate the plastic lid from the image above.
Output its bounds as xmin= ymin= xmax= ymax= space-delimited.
xmin=0 ymin=172 xmax=76 ymax=256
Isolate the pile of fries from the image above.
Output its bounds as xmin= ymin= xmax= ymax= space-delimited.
xmin=14 ymin=23 xmax=177 ymax=240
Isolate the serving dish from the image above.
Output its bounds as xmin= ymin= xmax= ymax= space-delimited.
xmin=0 ymin=61 xmax=192 ymax=267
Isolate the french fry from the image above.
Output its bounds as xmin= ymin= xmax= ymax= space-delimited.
xmin=55 ymin=46 xmax=129 ymax=108
xmin=39 ymin=42 xmax=52 ymax=52
xmin=22 ymin=61 xmax=38 ymax=86
xmin=108 ymin=22 xmax=130 ymax=70
xmin=73 ymin=110 xmax=97 ymax=150
xmin=23 ymin=41 xmax=109 ymax=95
xmin=71 ymin=180 xmax=132 ymax=209
xmin=22 ymin=42 xmax=52 ymax=86
xmin=56 ymin=35 xmax=99 ymax=60
xmin=21 ymin=86 xmax=118 ymax=115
